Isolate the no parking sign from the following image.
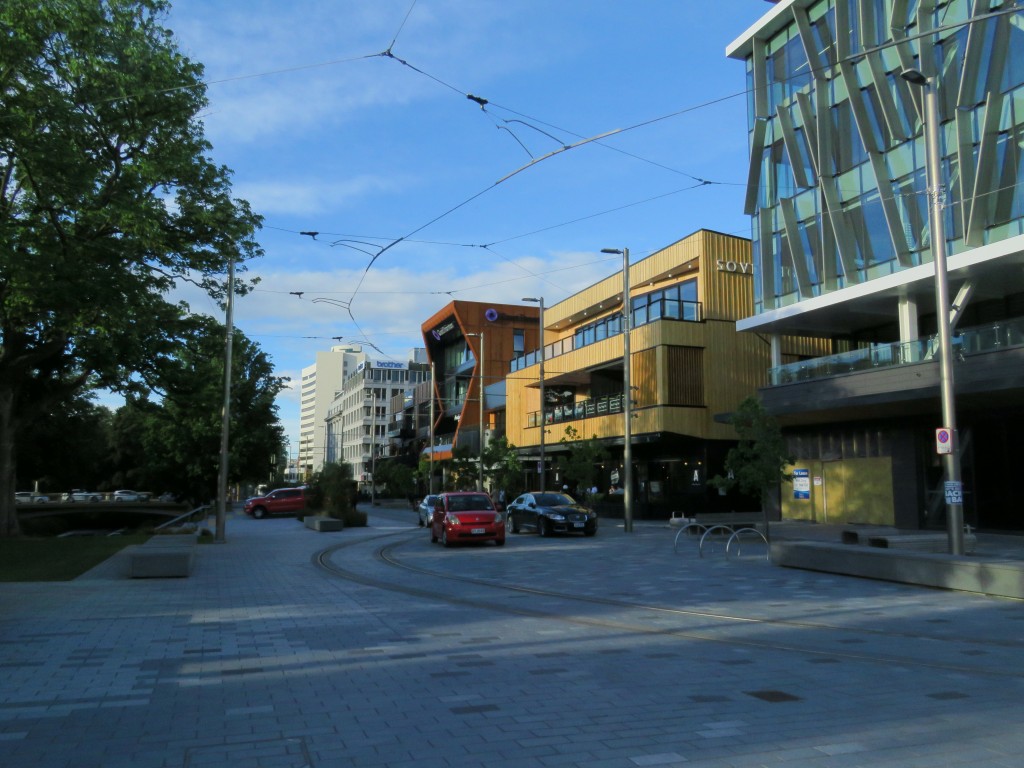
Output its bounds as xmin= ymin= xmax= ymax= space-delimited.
xmin=935 ymin=428 xmax=953 ymax=455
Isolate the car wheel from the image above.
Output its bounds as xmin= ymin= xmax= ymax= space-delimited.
xmin=89 ymin=496 xmax=100 ymax=503
xmin=442 ymin=528 xmax=452 ymax=548
xmin=418 ymin=516 xmax=424 ymax=527
xmin=538 ymin=517 xmax=548 ymax=537
xmin=584 ymin=527 xmax=597 ymax=537
xmin=252 ymin=506 xmax=266 ymax=519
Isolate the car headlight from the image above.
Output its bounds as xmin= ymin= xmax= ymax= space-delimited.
xmin=445 ymin=513 xmax=460 ymax=526
xmin=547 ymin=513 xmax=566 ymax=522
xmin=493 ymin=513 xmax=503 ymax=524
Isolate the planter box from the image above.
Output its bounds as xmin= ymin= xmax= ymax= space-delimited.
xmin=304 ymin=516 xmax=344 ymax=532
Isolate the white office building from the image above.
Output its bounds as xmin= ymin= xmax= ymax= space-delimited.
xmin=298 ymin=345 xmax=365 ymax=477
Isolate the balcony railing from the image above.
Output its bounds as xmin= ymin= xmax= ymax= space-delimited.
xmin=770 ymin=317 xmax=1024 ymax=386
xmin=527 ymin=393 xmax=625 ymax=428
xmin=509 ymin=303 xmax=702 ymax=373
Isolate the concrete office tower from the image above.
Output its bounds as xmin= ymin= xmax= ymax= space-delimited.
xmin=298 ymin=345 xmax=365 ymax=478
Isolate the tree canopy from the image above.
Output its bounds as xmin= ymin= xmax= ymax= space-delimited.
xmin=0 ymin=0 xmax=263 ymax=535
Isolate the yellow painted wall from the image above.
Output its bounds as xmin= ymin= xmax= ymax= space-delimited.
xmin=781 ymin=458 xmax=895 ymax=525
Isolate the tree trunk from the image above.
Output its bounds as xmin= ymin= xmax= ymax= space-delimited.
xmin=0 ymin=387 xmax=21 ymax=537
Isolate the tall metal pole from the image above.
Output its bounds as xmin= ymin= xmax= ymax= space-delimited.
xmin=215 ymin=258 xmax=235 ymax=544
xmin=370 ymin=389 xmax=377 ymax=506
xmin=902 ymin=69 xmax=964 ymax=555
xmin=478 ymin=331 xmax=485 ymax=493
xmin=429 ymin=365 xmax=435 ymax=495
xmin=602 ymin=248 xmax=633 ymax=532
xmin=523 ymin=297 xmax=546 ymax=491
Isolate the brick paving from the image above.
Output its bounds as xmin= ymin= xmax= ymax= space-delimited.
xmin=1 ymin=503 xmax=1022 ymax=767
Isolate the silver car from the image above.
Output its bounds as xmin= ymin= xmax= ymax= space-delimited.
xmin=417 ymin=494 xmax=441 ymax=527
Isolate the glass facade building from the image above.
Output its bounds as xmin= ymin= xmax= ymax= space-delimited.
xmin=728 ymin=1 xmax=1024 ymax=532
xmin=731 ymin=0 xmax=1024 ymax=320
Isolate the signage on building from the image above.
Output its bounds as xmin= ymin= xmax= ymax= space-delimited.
xmin=374 ymin=361 xmax=405 ymax=369
xmin=431 ymin=320 xmax=456 ymax=340
xmin=944 ymin=481 xmax=963 ymax=505
xmin=792 ymin=468 xmax=810 ymax=500
xmin=715 ymin=259 xmax=753 ymax=275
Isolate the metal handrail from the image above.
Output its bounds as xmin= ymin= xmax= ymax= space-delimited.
xmin=154 ymin=505 xmax=210 ymax=531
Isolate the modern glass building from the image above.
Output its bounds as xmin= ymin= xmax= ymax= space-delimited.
xmin=728 ymin=1 xmax=1024 ymax=530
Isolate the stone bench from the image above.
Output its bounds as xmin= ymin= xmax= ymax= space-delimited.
xmin=127 ymin=536 xmax=197 ymax=578
xmin=304 ymin=516 xmax=344 ymax=532
xmin=868 ymin=532 xmax=977 ymax=554
xmin=841 ymin=526 xmax=898 ymax=545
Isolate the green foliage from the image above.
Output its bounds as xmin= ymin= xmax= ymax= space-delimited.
xmin=0 ymin=0 xmax=263 ymax=535
xmin=373 ymin=460 xmax=415 ymax=499
xmin=317 ymin=462 xmax=364 ymax=525
xmin=482 ymin=435 xmax=523 ymax=498
xmin=114 ymin=318 xmax=286 ymax=504
xmin=449 ymin=446 xmax=479 ymax=490
xmin=709 ymin=396 xmax=793 ymax=503
xmin=556 ymin=426 xmax=608 ymax=493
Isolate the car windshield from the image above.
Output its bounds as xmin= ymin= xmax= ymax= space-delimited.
xmin=448 ymin=494 xmax=493 ymax=512
xmin=534 ymin=493 xmax=574 ymax=506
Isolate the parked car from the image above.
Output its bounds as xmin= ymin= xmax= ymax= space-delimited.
xmin=243 ymin=487 xmax=306 ymax=519
xmin=417 ymin=494 xmax=441 ymax=527
xmin=429 ymin=492 xmax=505 ymax=547
xmin=113 ymin=490 xmax=148 ymax=502
xmin=14 ymin=492 xmax=49 ymax=504
xmin=506 ymin=491 xmax=598 ymax=537
xmin=62 ymin=489 xmax=101 ymax=503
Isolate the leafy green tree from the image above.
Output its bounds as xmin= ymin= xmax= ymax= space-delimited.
xmin=316 ymin=461 xmax=365 ymax=527
xmin=482 ymin=436 xmax=523 ymax=499
xmin=449 ymin=446 xmax=478 ymax=490
xmin=556 ymin=426 xmax=608 ymax=496
xmin=374 ymin=459 xmax=416 ymax=500
xmin=17 ymin=396 xmax=115 ymax=494
xmin=709 ymin=395 xmax=793 ymax=538
xmin=117 ymin=318 xmax=286 ymax=504
xmin=0 ymin=0 xmax=262 ymax=535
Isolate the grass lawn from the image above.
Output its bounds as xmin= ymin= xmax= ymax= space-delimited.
xmin=0 ymin=534 xmax=151 ymax=582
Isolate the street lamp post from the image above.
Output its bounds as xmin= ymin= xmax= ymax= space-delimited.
xmin=601 ymin=247 xmax=633 ymax=533
xmin=466 ymin=332 xmax=486 ymax=492
xmin=370 ymin=390 xmax=377 ymax=507
xmin=522 ymin=297 xmax=546 ymax=491
xmin=216 ymin=258 xmax=235 ymax=544
xmin=901 ymin=68 xmax=965 ymax=555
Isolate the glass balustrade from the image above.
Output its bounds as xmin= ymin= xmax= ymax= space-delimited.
xmin=770 ymin=317 xmax=1024 ymax=385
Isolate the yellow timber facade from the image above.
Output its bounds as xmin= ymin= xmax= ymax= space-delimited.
xmin=506 ymin=229 xmax=814 ymax=517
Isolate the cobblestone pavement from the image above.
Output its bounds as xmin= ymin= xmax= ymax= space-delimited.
xmin=1 ymin=503 xmax=1022 ymax=768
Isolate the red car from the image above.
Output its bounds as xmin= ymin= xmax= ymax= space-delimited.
xmin=244 ymin=487 xmax=306 ymax=519
xmin=430 ymin=492 xmax=505 ymax=547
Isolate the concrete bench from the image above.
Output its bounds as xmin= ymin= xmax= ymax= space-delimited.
xmin=304 ymin=516 xmax=344 ymax=532
xmin=868 ymin=532 xmax=977 ymax=554
xmin=127 ymin=536 xmax=197 ymax=578
xmin=841 ymin=526 xmax=898 ymax=545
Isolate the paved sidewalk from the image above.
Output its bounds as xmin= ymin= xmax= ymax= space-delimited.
xmin=0 ymin=504 xmax=1022 ymax=768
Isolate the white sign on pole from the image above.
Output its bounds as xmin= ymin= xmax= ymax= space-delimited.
xmin=935 ymin=428 xmax=953 ymax=455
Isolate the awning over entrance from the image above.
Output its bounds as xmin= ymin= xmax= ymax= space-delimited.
xmin=421 ymin=444 xmax=453 ymax=461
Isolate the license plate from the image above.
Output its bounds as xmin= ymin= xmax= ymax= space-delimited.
xmin=471 ymin=528 xmax=485 ymax=534
xmin=573 ymin=522 xmax=584 ymax=528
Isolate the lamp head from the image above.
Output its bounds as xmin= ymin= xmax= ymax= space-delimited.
xmin=900 ymin=68 xmax=929 ymax=86
xmin=601 ymin=248 xmax=623 ymax=255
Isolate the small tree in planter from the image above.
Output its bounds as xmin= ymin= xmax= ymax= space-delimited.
xmin=318 ymin=461 xmax=366 ymax=527
xmin=556 ymin=426 xmax=608 ymax=504
xmin=708 ymin=396 xmax=793 ymax=543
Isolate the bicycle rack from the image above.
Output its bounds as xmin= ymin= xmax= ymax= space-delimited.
xmin=725 ymin=527 xmax=770 ymax=561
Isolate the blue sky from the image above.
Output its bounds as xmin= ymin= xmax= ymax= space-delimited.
xmin=163 ymin=0 xmax=771 ymax=449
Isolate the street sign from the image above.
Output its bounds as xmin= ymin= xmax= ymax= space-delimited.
xmin=935 ymin=428 xmax=953 ymax=455
xmin=944 ymin=481 xmax=963 ymax=505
